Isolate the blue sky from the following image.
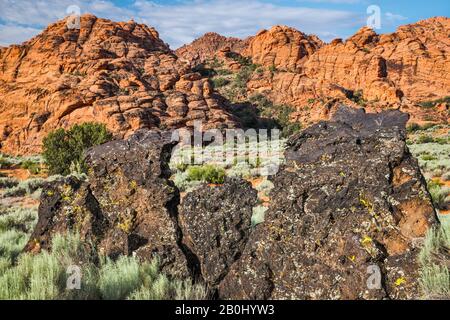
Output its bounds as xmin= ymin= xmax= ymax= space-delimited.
xmin=0 ymin=0 xmax=448 ymax=48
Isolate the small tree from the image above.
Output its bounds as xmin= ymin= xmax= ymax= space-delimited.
xmin=43 ymin=123 xmax=112 ymax=175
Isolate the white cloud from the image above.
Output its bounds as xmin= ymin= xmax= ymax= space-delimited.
xmin=0 ymin=24 xmax=42 ymax=46
xmin=0 ymin=0 xmax=362 ymax=48
xmin=385 ymin=12 xmax=408 ymax=22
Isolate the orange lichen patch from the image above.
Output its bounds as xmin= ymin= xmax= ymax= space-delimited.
xmin=383 ymin=233 xmax=410 ymax=255
xmin=207 ymin=183 xmax=222 ymax=188
xmin=397 ymin=199 xmax=434 ymax=239
xmin=247 ymin=177 xmax=272 ymax=204
xmin=392 ymin=166 xmax=413 ymax=187
xmin=248 ymin=177 xmax=264 ymax=189
xmin=439 ymin=210 xmax=450 ymax=216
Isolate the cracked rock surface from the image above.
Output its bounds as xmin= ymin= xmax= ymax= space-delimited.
xmin=218 ymin=106 xmax=437 ymax=300
xmin=26 ymin=106 xmax=436 ymax=299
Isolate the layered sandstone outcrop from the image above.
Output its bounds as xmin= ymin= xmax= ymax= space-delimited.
xmin=244 ymin=26 xmax=323 ymax=73
xmin=177 ymin=18 xmax=450 ymax=125
xmin=305 ymin=17 xmax=450 ymax=104
xmin=176 ymin=32 xmax=250 ymax=67
xmin=0 ymin=15 xmax=236 ymax=155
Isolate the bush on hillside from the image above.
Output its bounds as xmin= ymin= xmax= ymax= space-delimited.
xmin=42 ymin=123 xmax=112 ymax=175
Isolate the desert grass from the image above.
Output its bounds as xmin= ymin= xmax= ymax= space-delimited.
xmin=418 ymin=219 xmax=450 ymax=299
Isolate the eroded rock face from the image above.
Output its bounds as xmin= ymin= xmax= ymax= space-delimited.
xmin=305 ymin=18 xmax=450 ymax=104
xmin=176 ymin=32 xmax=250 ymax=67
xmin=25 ymin=131 xmax=191 ymax=278
xmin=244 ymin=26 xmax=323 ymax=73
xmin=177 ymin=18 xmax=449 ymax=125
xmin=219 ymin=107 xmax=437 ymax=300
xmin=179 ymin=179 xmax=258 ymax=287
xmin=0 ymin=15 xmax=236 ymax=155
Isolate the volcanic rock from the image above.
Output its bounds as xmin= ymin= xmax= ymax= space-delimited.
xmin=25 ymin=131 xmax=191 ymax=278
xmin=179 ymin=179 xmax=258 ymax=287
xmin=218 ymin=106 xmax=437 ymax=300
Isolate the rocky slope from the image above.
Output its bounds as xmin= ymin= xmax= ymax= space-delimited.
xmin=27 ymin=107 xmax=437 ymax=299
xmin=178 ymin=17 xmax=450 ymax=125
xmin=0 ymin=15 xmax=236 ymax=155
xmin=176 ymin=32 xmax=250 ymax=67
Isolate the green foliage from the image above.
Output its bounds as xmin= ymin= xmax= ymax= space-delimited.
xmin=193 ymin=64 xmax=217 ymax=77
xmin=211 ymin=77 xmax=230 ymax=88
xmin=20 ymin=160 xmax=41 ymax=175
xmin=0 ymin=177 xmax=19 ymax=189
xmin=43 ymin=123 xmax=112 ymax=176
xmin=419 ymin=96 xmax=450 ymax=109
xmin=427 ymin=180 xmax=450 ymax=210
xmin=407 ymin=123 xmax=436 ymax=133
xmin=228 ymin=52 xmax=253 ymax=67
xmin=350 ymin=90 xmax=367 ymax=106
xmin=0 ymin=155 xmax=13 ymax=169
xmin=418 ymin=220 xmax=450 ymax=299
xmin=186 ymin=165 xmax=226 ymax=184
xmin=422 ymin=154 xmax=438 ymax=161
xmin=98 ymin=256 xmax=141 ymax=300
xmin=0 ymin=231 xmax=207 ymax=300
xmin=249 ymin=94 xmax=301 ymax=137
xmin=216 ymin=69 xmax=233 ymax=76
xmin=418 ymin=135 xmax=435 ymax=144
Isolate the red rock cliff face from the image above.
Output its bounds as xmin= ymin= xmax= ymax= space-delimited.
xmin=305 ymin=17 xmax=450 ymax=104
xmin=176 ymin=32 xmax=250 ymax=66
xmin=0 ymin=15 xmax=236 ymax=155
xmin=244 ymin=26 xmax=323 ymax=73
xmin=177 ymin=18 xmax=450 ymax=125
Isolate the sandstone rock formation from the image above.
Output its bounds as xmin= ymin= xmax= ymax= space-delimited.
xmin=176 ymin=32 xmax=250 ymax=67
xmin=0 ymin=15 xmax=236 ymax=155
xmin=244 ymin=26 xmax=323 ymax=73
xmin=26 ymin=106 xmax=437 ymax=299
xmin=304 ymin=17 xmax=450 ymax=104
xmin=219 ymin=107 xmax=437 ymax=299
xmin=177 ymin=18 xmax=450 ymax=125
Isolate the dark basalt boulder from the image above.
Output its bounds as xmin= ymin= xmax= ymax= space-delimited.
xmin=179 ymin=179 xmax=258 ymax=287
xmin=219 ymin=106 xmax=437 ymax=300
xmin=26 ymin=106 xmax=437 ymax=300
xmin=26 ymin=131 xmax=191 ymax=278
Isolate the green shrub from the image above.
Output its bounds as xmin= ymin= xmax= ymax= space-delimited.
xmin=20 ymin=160 xmax=41 ymax=175
xmin=0 ymin=231 xmax=207 ymax=300
xmin=99 ymin=256 xmax=141 ymax=300
xmin=2 ymin=185 xmax=27 ymax=198
xmin=186 ymin=165 xmax=226 ymax=184
xmin=42 ymin=123 xmax=112 ymax=175
xmin=427 ymin=181 xmax=450 ymax=210
xmin=422 ymin=154 xmax=438 ymax=161
xmin=0 ymin=155 xmax=13 ymax=169
xmin=0 ymin=177 xmax=19 ymax=189
xmin=419 ymin=96 xmax=450 ymax=109
xmin=216 ymin=69 xmax=232 ymax=76
xmin=418 ymin=221 xmax=450 ymax=299
xmin=418 ymin=135 xmax=436 ymax=144
xmin=212 ymin=77 xmax=230 ymax=88
xmin=0 ymin=206 xmax=37 ymax=233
